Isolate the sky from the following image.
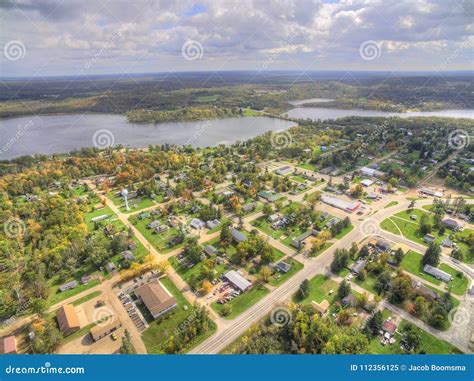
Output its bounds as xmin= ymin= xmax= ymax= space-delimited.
xmin=0 ymin=0 xmax=473 ymax=77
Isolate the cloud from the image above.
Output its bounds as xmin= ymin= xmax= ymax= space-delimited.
xmin=0 ymin=0 xmax=472 ymax=76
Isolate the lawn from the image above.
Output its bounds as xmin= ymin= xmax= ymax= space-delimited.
xmin=130 ymin=215 xmax=184 ymax=254
xmin=211 ymin=284 xmax=269 ymax=319
xmin=141 ymin=277 xmax=217 ymax=353
xmin=439 ymin=263 xmax=468 ymax=296
xmin=269 ymin=258 xmax=304 ymax=287
xmin=84 ymin=205 xmax=115 ymax=230
xmin=252 ymin=217 xmax=285 ymax=239
xmin=384 ymin=201 xmax=399 ymax=209
xmin=169 ymin=256 xmax=228 ymax=286
xmin=292 ymin=274 xmax=339 ymax=305
xmin=400 ymin=250 xmax=441 ymax=285
xmin=241 ymin=108 xmax=261 ymax=116
xmin=333 ymin=223 xmax=354 ymax=239
xmin=369 ymin=310 xmax=461 ymax=354
xmin=380 ymin=218 xmax=401 ymax=235
xmin=47 ymin=279 xmax=100 ymax=307
xmin=106 ymin=191 xmax=156 ymax=214
xmin=297 ymin=162 xmax=318 ymax=172
xmin=72 ymin=291 xmax=102 ymax=306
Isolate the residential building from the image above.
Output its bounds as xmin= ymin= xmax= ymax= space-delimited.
xmin=1 ymin=336 xmax=17 ymax=354
xmin=90 ymin=317 xmax=122 ymax=342
xmin=423 ymin=264 xmax=452 ymax=282
xmin=275 ymin=166 xmax=292 ymax=176
xmin=58 ymin=280 xmax=78 ymax=293
xmin=190 ymin=218 xmax=205 ymax=229
xmin=275 ymin=261 xmax=292 ymax=273
xmin=311 ymin=299 xmax=329 ymax=316
xmin=230 ymin=228 xmax=247 ymax=244
xmin=443 ymin=218 xmax=463 ymax=231
xmin=360 ymin=167 xmax=385 ymax=178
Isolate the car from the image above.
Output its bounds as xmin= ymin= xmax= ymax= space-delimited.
xmin=111 ymin=333 xmax=117 ymax=341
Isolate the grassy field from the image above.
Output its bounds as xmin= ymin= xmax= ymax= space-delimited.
xmin=47 ymin=279 xmax=100 ymax=307
xmin=72 ymin=291 xmax=102 ymax=306
xmin=141 ymin=277 xmax=217 ymax=353
xmin=106 ymin=191 xmax=156 ymax=214
xmin=84 ymin=205 xmax=115 ymax=230
xmin=169 ymin=256 xmax=229 ymax=286
xmin=130 ymin=215 xmax=184 ymax=254
xmin=438 ymin=263 xmax=468 ymax=295
xmin=380 ymin=218 xmax=401 ymax=235
xmin=269 ymin=258 xmax=304 ymax=287
xmin=368 ymin=310 xmax=461 ymax=354
xmin=384 ymin=201 xmax=399 ymax=209
xmin=211 ymin=284 xmax=269 ymax=319
xmin=297 ymin=162 xmax=318 ymax=172
xmin=292 ymin=274 xmax=339 ymax=305
xmin=252 ymin=216 xmax=285 ymax=239
xmin=334 ymin=224 xmax=354 ymax=239
xmin=400 ymin=250 xmax=441 ymax=285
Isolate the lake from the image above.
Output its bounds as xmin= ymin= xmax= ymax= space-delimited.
xmin=0 ymin=114 xmax=294 ymax=159
xmin=288 ymin=98 xmax=334 ymax=106
xmin=286 ymin=107 xmax=474 ymax=120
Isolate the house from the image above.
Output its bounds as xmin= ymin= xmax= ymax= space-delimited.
xmin=341 ymin=294 xmax=356 ymax=307
xmin=80 ymin=274 xmax=92 ymax=285
xmin=242 ymin=202 xmax=256 ymax=213
xmin=366 ymin=193 xmax=378 ymax=200
xmin=442 ymin=218 xmax=463 ymax=231
xmin=148 ymin=220 xmax=160 ymax=229
xmin=275 ymin=261 xmax=292 ymax=273
xmin=258 ymin=190 xmax=280 ymax=203
xmin=230 ymin=228 xmax=247 ymax=244
xmin=139 ymin=212 xmax=151 ymax=220
xmin=360 ymin=179 xmax=373 ymax=187
xmin=128 ymin=241 xmax=137 ymax=250
xmin=268 ymin=213 xmax=280 ymax=223
xmin=375 ymin=239 xmax=391 ymax=252
xmin=190 ymin=218 xmax=205 ymax=230
xmin=222 ymin=190 xmax=234 ymax=198
xmin=203 ymin=245 xmax=218 ymax=256
xmin=58 ymin=280 xmax=78 ymax=293
xmin=350 ymin=259 xmax=367 ymax=275
xmin=311 ymin=299 xmax=329 ymax=316
xmin=321 ymin=194 xmax=360 ymax=213
xmin=1 ymin=336 xmax=17 ymax=354
xmin=441 ymin=238 xmax=454 ymax=248
xmin=135 ymin=280 xmax=177 ymax=319
xmin=122 ymin=250 xmax=135 ymax=261
xmin=224 ymin=270 xmax=251 ymax=292
xmin=105 ymin=262 xmax=117 ymax=273
xmin=91 ymin=214 xmax=110 ymax=223
xmin=423 ymin=264 xmax=452 ymax=282
xmin=325 ymin=217 xmax=341 ymax=228
xmin=206 ymin=219 xmax=220 ymax=230
xmin=291 ymin=230 xmax=316 ymax=249
xmin=90 ymin=317 xmax=122 ymax=342
xmin=275 ymin=166 xmax=292 ymax=176
xmin=360 ymin=167 xmax=385 ymax=178
xmin=411 ymin=279 xmax=439 ymax=301
xmin=423 ymin=234 xmax=436 ymax=244
xmin=382 ymin=320 xmax=397 ymax=337
xmin=56 ymin=304 xmax=80 ymax=336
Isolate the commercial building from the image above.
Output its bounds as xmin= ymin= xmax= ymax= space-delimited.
xmin=275 ymin=166 xmax=292 ymax=176
xmin=360 ymin=167 xmax=385 ymax=178
xmin=90 ymin=317 xmax=122 ymax=342
xmin=419 ymin=187 xmax=443 ymax=198
xmin=321 ymin=195 xmax=360 ymax=213
xmin=135 ymin=280 xmax=177 ymax=319
xmin=56 ymin=304 xmax=81 ymax=336
xmin=224 ymin=270 xmax=251 ymax=292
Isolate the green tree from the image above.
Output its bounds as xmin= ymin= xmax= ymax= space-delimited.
xmin=338 ymin=280 xmax=351 ymax=299
xmin=423 ymin=243 xmax=441 ymax=267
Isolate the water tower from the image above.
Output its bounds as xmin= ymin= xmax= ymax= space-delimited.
xmin=121 ymin=188 xmax=130 ymax=211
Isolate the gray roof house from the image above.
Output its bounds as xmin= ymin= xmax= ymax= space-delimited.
xmin=190 ymin=218 xmax=205 ymax=229
xmin=423 ymin=264 xmax=452 ymax=282
xmin=224 ymin=270 xmax=251 ymax=292
xmin=350 ymin=259 xmax=367 ymax=274
xmin=442 ymin=218 xmax=463 ymax=231
xmin=203 ymin=245 xmax=218 ymax=256
xmin=122 ymin=250 xmax=135 ymax=261
xmin=230 ymin=228 xmax=247 ymax=243
xmin=275 ymin=261 xmax=292 ymax=273
xmin=59 ymin=280 xmax=78 ymax=293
